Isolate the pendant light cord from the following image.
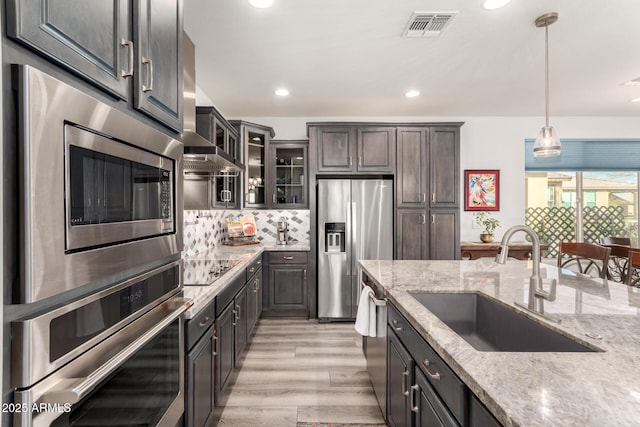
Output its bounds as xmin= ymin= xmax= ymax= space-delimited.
xmin=545 ymin=22 xmax=550 ymax=128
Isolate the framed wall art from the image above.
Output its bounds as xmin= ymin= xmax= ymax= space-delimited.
xmin=464 ymin=169 xmax=500 ymax=211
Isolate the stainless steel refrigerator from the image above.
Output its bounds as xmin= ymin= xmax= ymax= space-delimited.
xmin=317 ymin=179 xmax=393 ymax=320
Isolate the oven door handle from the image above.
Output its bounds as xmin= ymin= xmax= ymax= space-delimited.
xmin=40 ymin=296 xmax=190 ymax=406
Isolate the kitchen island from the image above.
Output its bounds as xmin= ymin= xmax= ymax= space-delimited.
xmin=359 ymin=259 xmax=640 ymax=426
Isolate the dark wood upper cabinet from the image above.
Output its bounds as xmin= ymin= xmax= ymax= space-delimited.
xmin=430 ymin=127 xmax=460 ymax=208
xmin=316 ymin=127 xmax=356 ymax=172
xmin=315 ymin=125 xmax=395 ymax=174
xmin=396 ymin=127 xmax=428 ymax=208
xmin=8 ymin=0 xmax=184 ymax=132
xmin=7 ymin=0 xmax=131 ymax=99
xmin=357 ymin=127 xmax=396 ymax=173
xmin=134 ymin=0 xmax=184 ymax=132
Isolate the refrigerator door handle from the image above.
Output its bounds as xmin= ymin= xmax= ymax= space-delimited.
xmin=351 ymin=201 xmax=357 ymax=277
xmin=345 ymin=197 xmax=352 ymax=276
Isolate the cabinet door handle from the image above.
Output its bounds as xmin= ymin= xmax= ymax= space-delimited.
xmin=255 ymin=278 xmax=259 ymax=291
xmin=142 ymin=57 xmax=153 ymax=92
xmin=120 ymin=39 xmax=134 ymax=77
xmin=273 ymin=194 xmax=276 ymax=204
xmin=198 ymin=316 xmax=210 ymax=328
xmin=249 ymin=267 xmax=255 ymax=273
xmin=410 ymin=384 xmax=419 ymax=413
xmin=402 ymin=369 xmax=409 ymax=396
xmin=303 ymin=269 xmax=307 ymax=279
xmin=235 ymin=304 xmax=241 ymax=320
xmin=358 ymin=156 xmax=362 ymax=167
xmin=421 ymin=214 xmax=426 ymax=225
xmin=392 ymin=319 xmax=403 ymax=332
xmin=213 ymin=331 xmax=218 ymax=356
xmin=349 ymin=156 xmax=353 ymax=166
xmin=432 ymin=192 xmax=436 ymax=202
xmin=283 ymin=256 xmax=294 ymax=260
xmin=422 ymin=359 xmax=441 ymax=381
xmin=432 ymin=215 xmax=435 ymax=224
xmin=420 ymin=192 xmax=426 ymax=203
xmin=232 ymin=309 xmax=237 ymax=326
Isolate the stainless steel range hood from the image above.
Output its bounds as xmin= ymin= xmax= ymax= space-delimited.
xmin=182 ymin=34 xmax=243 ymax=174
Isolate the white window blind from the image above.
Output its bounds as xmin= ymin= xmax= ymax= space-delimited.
xmin=525 ymin=139 xmax=640 ymax=171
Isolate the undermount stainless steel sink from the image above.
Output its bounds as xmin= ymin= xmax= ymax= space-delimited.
xmin=410 ymin=292 xmax=601 ymax=352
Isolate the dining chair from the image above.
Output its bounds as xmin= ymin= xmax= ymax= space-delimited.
xmin=605 ymin=244 xmax=632 ymax=282
xmin=627 ymin=251 xmax=640 ymax=287
xmin=557 ymin=242 xmax=611 ymax=279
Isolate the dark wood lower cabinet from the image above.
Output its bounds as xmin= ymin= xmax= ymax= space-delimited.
xmin=387 ymin=327 xmax=413 ymax=427
xmin=264 ymin=251 xmax=309 ymax=316
xmin=270 ymin=265 xmax=307 ymax=309
xmin=396 ymin=209 xmax=428 ymax=260
xmin=216 ymin=302 xmax=235 ymax=395
xmin=386 ymin=304 xmax=500 ymax=427
xmin=234 ymin=286 xmax=248 ymax=359
xmin=413 ymin=368 xmax=458 ymax=427
xmin=246 ymin=268 xmax=262 ymax=335
xmin=185 ymin=325 xmax=216 ymax=427
xmin=396 ymin=209 xmax=460 ymax=260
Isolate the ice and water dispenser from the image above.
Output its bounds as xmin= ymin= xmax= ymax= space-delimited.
xmin=324 ymin=222 xmax=346 ymax=253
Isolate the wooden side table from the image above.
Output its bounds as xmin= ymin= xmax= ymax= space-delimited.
xmin=461 ymin=241 xmax=548 ymax=260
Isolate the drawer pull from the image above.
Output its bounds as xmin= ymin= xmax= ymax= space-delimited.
xmin=198 ymin=316 xmax=210 ymax=328
xmin=257 ymin=260 xmax=262 ymax=265
xmin=410 ymin=384 xmax=419 ymax=413
xmin=422 ymin=359 xmax=441 ymax=381
xmin=249 ymin=267 xmax=255 ymax=273
xmin=392 ymin=319 xmax=403 ymax=332
xmin=402 ymin=369 xmax=409 ymax=396
xmin=283 ymin=256 xmax=294 ymax=260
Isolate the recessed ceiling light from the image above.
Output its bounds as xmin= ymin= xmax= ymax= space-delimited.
xmin=405 ymin=90 xmax=420 ymax=98
xmin=274 ymin=88 xmax=289 ymax=97
xmin=632 ymin=98 xmax=640 ymax=103
xmin=482 ymin=0 xmax=511 ymax=10
xmin=248 ymin=0 xmax=273 ymax=8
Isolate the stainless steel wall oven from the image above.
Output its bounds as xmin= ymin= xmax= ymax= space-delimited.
xmin=16 ymin=65 xmax=183 ymax=304
xmin=12 ymin=261 xmax=189 ymax=427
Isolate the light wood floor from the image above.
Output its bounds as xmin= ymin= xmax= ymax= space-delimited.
xmin=212 ymin=318 xmax=386 ymax=426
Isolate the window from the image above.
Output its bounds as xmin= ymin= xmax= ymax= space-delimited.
xmin=524 ymin=139 xmax=640 ymax=257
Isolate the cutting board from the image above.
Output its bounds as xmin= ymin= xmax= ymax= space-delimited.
xmin=223 ymin=240 xmax=260 ymax=246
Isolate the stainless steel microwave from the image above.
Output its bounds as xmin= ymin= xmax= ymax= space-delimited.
xmin=17 ymin=65 xmax=183 ymax=304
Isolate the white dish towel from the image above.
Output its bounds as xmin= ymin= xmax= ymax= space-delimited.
xmin=354 ymin=285 xmax=377 ymax=337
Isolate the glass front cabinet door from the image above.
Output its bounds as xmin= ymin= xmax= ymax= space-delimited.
xmin=246 ymin=131 xmax=266 ymax=207
xmin=232 ymin=121 xmax=275 ymax=209
xmin=270 ymin=141 xmax=308 ymax=208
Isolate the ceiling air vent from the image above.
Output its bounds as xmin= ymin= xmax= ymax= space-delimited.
xmin=402 ymin=11 xmax=458 ymax=38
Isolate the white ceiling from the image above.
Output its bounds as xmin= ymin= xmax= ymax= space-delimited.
xmin=184 ymin=0 xmax=640 ymax=117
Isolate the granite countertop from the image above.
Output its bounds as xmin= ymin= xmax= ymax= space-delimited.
xmin=182 ymin=242 xmax=309 ymax=318
xmin=359 ymin=259 xmax=640 ymax=427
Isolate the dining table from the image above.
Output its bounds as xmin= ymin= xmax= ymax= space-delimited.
xmin=460 ymin=240 xmax=548 ymax=260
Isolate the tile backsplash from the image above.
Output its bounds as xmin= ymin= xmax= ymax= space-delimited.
xmin=183 ymin=209 xmax=310 ymax=257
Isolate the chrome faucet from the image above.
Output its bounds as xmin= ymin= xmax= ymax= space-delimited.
xmin=495 ymin=225 xmax=556 ymax=312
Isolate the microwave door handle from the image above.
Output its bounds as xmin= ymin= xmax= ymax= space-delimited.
xmin=39 ymin=297 xmax=190 ymax=405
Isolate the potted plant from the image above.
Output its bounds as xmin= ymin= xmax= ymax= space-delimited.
xmin=474 ymin=212 xmax=501 ymax=243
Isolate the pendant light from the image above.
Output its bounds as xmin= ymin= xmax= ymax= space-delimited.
xmin=533 ymin=12 xmax=561 ymax=157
